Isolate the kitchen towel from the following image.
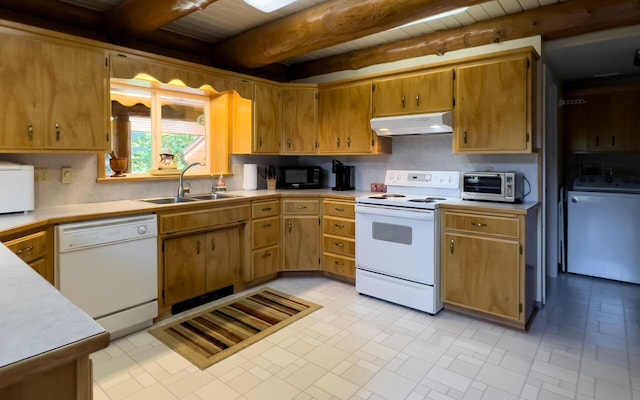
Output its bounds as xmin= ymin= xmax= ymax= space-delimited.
xmin=242 ymin=163 xmax=257 ymax=190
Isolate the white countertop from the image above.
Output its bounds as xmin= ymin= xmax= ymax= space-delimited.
xmin=0 ymin=244 xmax=106 ymax=369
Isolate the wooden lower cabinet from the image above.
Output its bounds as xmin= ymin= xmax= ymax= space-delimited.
xmin=282 ymin=199 xmax=320 ymax=271
xmin=3 ymin=229 xmax=54 ymax=285
xmin=441 ymin=207 xmax=537 ymax=329
xmin=249 ymin=199 xmax=281 ymax=280
xmin=163 ymin=226 xmax=240 ymax=305
xmin=158 ymin=203 xmax=249 ymax=310
xmin=322 ymin=199 xmax=356 ymax=279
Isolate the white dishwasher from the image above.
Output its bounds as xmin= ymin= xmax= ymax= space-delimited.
xmin=56 ymin=214 xmax=158 ymax=340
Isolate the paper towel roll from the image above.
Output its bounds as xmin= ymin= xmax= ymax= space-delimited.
xmin=242 ymin=164 xmax=258 ymax=190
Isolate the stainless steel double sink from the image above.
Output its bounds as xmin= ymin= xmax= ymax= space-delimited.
xmin=140 ymin=193 xmax=242 ymax=204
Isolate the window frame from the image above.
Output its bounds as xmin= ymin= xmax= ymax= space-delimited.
xmin=98 ymin=77 xmax=231 ymax=182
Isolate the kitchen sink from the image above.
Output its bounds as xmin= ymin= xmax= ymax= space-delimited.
xmin=140 ymin=196 xmax=200 ymax=204
xmin=188 ymin=193 xmax=242 ymax=200
xmin=140 ymin=193 xmax=242 ymax=204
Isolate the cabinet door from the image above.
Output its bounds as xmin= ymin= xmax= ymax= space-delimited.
xmin=253 ymin=246 xmax=280 ymax=279
xmin=253 ymin=82 xmax=281 ymax=153
xmin=454 ymin=55 xmax=530 ymax=153
xmin=0 ymin=33 xmax=44 ymax=149
xmin=282 ymin=87 xmax=317 ymax=154
xmin=205 ymin=227 xmax=240 ymax=291
xmin=164 ymin=234 xmax=206 ymax=305
xmin=373 ymin=69 xmax=453 ymax=117
xmin=443 ymin=233 xmax=520 ymax=320
xmin=283 ymin=216 xmax=319 ymax=270
xmin=43 ymin=42 xmax=108 ymax=150
xmin=318 ymin=82 xmax=372 ymax=153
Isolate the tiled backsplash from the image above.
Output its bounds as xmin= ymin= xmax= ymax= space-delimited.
xmin=2 ymin=135 xmax=539 ymax=208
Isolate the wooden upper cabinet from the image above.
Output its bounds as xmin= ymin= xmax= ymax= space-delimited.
xmin=564 ymin=88 xmax=640 ymax=153
xmin=44 ymin=41 xmax=108 ymax=150
xmin=0 ymin=33 xmax=44 ymax=149
xmin=281 ymin=86 xmax=317 ymax=154
xmin=318 ymin=81 xmax=373 ymax=153
xmin=453 ymin=50 xmax=534 ymax=154
xmin=0 ymin=30 xmax=109 ymax=151
xmin=373 ymin=68 xmax=453 ymax=117
xmin=253 ymin=82 xmax=281 ymax=153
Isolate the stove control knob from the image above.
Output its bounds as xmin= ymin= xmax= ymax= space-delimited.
xmin=623 ymin=178 xmax=630 ymax=184
xmin=604 ymin=176 xmax=613 ymax=184
xmin=588 ymin=177 xmax=595 ymax=183
xmin=137 ymin=225 xmax=147 ymax=234
xmin=424 ymin=174 xmax=432 ymax=182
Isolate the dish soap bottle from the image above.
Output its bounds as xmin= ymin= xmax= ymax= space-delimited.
xmin=215 ymin=174 xmax=227 ymax=192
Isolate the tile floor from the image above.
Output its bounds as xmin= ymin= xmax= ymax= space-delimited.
xmin=92 ymin=273 xmax=640 ymax=400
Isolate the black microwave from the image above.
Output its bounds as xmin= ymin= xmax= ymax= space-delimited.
xmin=278 ymin=166 xmax=322 ymax=189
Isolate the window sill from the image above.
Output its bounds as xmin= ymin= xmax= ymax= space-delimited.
xmin=97 ymin=173 xmax=215 ymax=183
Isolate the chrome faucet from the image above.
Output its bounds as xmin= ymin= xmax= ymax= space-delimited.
xmin=177 ymin=162 xmax=205 ymax=198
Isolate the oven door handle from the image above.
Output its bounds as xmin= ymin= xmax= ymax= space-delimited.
xmin=356 ymin=204 xmax=433 ymax=220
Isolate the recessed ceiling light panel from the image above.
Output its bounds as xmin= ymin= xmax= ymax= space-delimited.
xmin=244 ymin=0 xmax=297 ymax=13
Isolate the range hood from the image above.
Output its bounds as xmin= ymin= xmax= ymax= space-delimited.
xmin=371 ymin=112 xmax=453 ymax=136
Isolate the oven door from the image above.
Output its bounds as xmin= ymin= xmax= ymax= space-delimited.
xmin=355 ymin=204 xmax=435 ymax=284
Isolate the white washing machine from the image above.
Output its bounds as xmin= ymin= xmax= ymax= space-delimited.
xmin=567 ymin=175 xmax=640 ymax=284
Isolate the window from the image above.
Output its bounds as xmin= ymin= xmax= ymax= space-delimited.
xmin=105 ymin=77 xmax=229 ymax=179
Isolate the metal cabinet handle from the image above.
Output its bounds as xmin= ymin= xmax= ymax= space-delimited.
xmin=416 ymin=94 xmax=420 ymax=107
xmin=288 ymin=220 xmax=292 ymax=233
xmin=55 ymin=123 xmax=61 ymax=141
xmin=262 ymin=252 xmax=272 ymax=258
xmin=261 ymin=207 xmax=272 ymax=212
xmin=211 ymin=238 xmax=216 ymax=252
xmin=28 ymin=122 xmax=33 ymax=140
xmin=295 ymin=205 xmax=307 ymax=209
xmin=401 ymin=95 xmax=406 ymax=109
xmin=334 ymin=242 xmax=345 ymax=247
xmin=335 ymin=223 xmax=345 ymax=229
xmin=263 ymin=223 xmax=272 ymax=228
xmin=450 ymin=239 xmax=454 ymax=254
xmin=471 ymin=222 xmax=488 ymax=227
xmin=463 ymin=130 xmax=468 ymax=144
xmin=196 ymin=240 xmax=201 ymax=255
xmin=335 ymin=207 xmax=345 ymax=212
xmin=347 ymin=136 xmax=351 ymax=148
xmin=287 ymin=137 xmax=292 ymax=148
xmin=612 ymin=136 xmax=616 ymax=146
xmin=15 ymin=246 xmax=33 ymax=255
xmin=336 ymin=137 xmax=341 ymax=148
xmin=258 ymin=136 xmax=263 ymax=147
xmin=595 ymin=136 xmax=599 ymax=147
xmin=334 ymin=260 xmax=345 ymax=266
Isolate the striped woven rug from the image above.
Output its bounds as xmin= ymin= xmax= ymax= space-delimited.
xmin=149 ymin=288 xmax=322 ymax=369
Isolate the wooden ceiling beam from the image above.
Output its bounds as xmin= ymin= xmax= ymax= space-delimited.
xmin=104 ymin=0 xmax=219 ymax=39
xmin=0 ymin=0 xmax=101 ymax=33
xmin=210 ymin=0 xmax=487 ymax=70
xmin=289 ymin=0 xmax=640 ymax=80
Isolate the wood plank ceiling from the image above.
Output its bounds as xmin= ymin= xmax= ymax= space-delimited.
xmin=0 ymin=0 xmax=639 ymax=81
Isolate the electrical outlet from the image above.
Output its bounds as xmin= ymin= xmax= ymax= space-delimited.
xmin=61 ymin=167 xmax=73 ymax=184
xmin=34 ymin=168 xmax=49 ymax=182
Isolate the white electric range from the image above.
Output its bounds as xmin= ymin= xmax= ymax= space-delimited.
xmin=355 ymin=170 xmax=460 ymax=314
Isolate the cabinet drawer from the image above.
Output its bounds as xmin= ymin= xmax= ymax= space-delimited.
xmin=444 ymin=211 xmax=520 ymax=239
xmin=323 ymin=217 xmax=355 ymax=237
xmin=282 ymin=199 xmax=319 ymax=215
xmin=252 ymin=216 xmax=280 ymax=248
xmin=5 ymin=231 xmax=48 ymax=263
xmin=252 ymin=200 xmax=280 ymax=219
xmin=323 ymin=253 xmax=355 ymax=278
xmin=159 ymin=204 xmax=250 ymax=234
xmin=323 ymin=235 xmax=355 ymax=257
xmin=252 ymin=245 xmax=280 ymax=278
xmin=323 ymin=200 xmax=355 ymax=218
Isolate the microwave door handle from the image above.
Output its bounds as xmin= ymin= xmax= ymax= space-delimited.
xmin=356 ymin=205 xmax=433 ymax=221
